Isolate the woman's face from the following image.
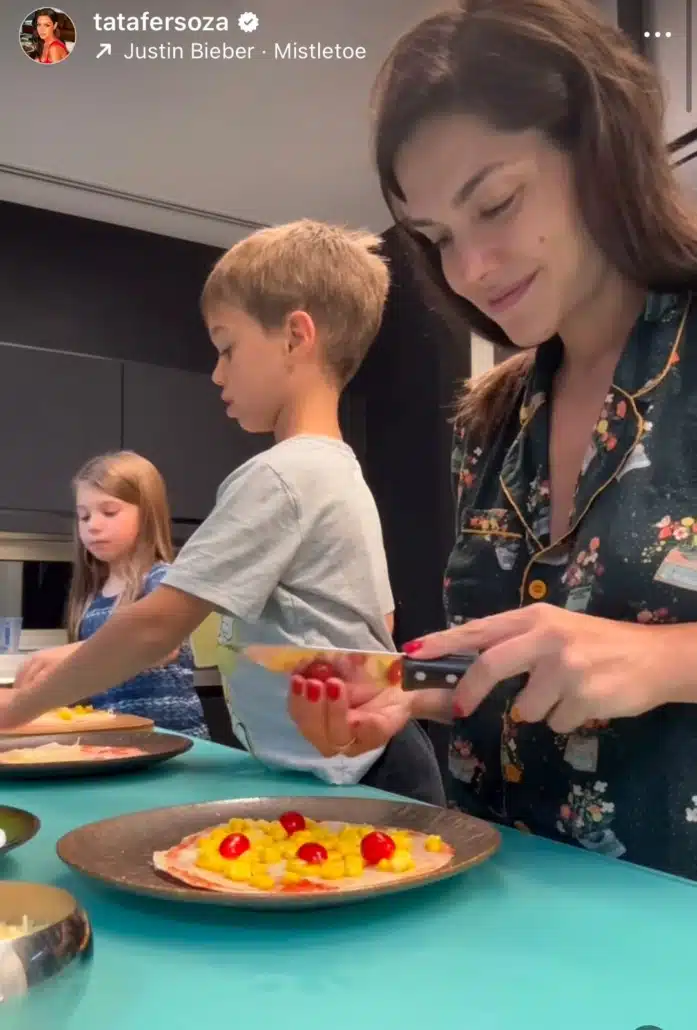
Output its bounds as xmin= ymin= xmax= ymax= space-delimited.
xmin=394 ymin=113 xmax=608 ymax=348
xmin=36 ymin=15 xmax=56 ymax=38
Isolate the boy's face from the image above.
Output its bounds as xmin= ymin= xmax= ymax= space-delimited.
xmin=208 ymin=306 xmax=291 ymax=434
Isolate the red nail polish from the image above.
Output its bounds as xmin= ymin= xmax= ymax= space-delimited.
xmin=326 ymin=680 xmax=341 ymax=701
xmin=306 ymin=681 xmax=321 ymax=703
xmin=291 ymin=675 xmax=304 ymax=696
xmin=452 ymin=701 xmax=465 ymax=718
xmin=403 ymin=640 xmax=423 ymax=655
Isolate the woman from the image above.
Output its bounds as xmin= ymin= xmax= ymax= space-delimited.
xmin=33 ymin=9 xmax=69 ymax=63
xmin=289 ymin=0 xmax=697 ymax=880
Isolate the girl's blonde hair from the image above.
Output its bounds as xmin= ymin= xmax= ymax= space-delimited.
xmin=66 ymin=451 xmax=174 ymax=641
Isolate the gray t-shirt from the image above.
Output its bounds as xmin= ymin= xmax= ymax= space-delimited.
xmin=164 ymin=435 xmax=395 ymax=784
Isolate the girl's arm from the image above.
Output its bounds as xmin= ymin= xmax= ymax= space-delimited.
xmin=2 ymin=586 xmax=213 ymax=726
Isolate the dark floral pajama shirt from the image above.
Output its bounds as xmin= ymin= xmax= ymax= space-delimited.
xmin=445 ymin=290 xmax=697 ymax=879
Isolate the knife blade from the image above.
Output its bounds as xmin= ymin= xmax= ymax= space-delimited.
xmin=226 ymin=642 xmax=476 ymax=691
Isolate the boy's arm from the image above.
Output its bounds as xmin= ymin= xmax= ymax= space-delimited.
xmin=141 ymin=564 xmax=183 ymax=666
xmin=3 ymin=587 xmax=212 ymax=727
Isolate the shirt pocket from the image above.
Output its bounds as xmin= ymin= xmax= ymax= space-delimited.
xmin=446 ymin=507 xmax=525 ymax=619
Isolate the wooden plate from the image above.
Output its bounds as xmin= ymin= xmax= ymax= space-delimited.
xmin=56 ymin=796 xmax=501 ymax=910
xmin=0 ymin=730 xmax=193 ymax=778
xmin=0 ymin=804 xmax=40 ymax=855
xmin=1 ymin=711 xmax=154 ymax=736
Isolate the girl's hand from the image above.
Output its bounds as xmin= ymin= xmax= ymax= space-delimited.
xmin=287 ymin=659 xmax=412 ymax=758
xmin=13 ymin=643 xmax=81 ymax=691
xmin=408 ymin=604 xmax=676 ymax=733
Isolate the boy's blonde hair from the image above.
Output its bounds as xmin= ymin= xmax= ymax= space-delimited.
xmin=201 ymin=218 xmax=390 ymax=386
xmin=66 ymin=451 xmax=174 ymax=641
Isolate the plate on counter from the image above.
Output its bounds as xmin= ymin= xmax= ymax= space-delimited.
xmin=0 ymin=730 xmax=193 ymax=778
xmin=0 ymin=804 xmax=40 ymax=855
xmin=56 ymin=796 xmax=501 ymax=910
xmin=1 ymin=706 xmax=153 ymax=736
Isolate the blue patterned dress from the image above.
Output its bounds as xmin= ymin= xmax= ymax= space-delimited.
xmin=78 ymin=562 xmax=209 ymax=738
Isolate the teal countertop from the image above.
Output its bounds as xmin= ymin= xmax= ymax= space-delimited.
xmin=3 ymin=738 xmax=696 ymax=1030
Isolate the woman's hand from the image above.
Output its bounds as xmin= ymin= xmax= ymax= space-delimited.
xmin=287 ymin=660 xmax=412 ymax=758
xmin=13 ymin=643 xmax=81 ymax=691
xmin=407 ymin=604 xmax=677 ymax=733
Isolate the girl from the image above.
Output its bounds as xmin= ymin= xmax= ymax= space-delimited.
xmin=19 ymin=451 xmax=208 ymax=738
xmin=289 ymin=0 xmax=697 ymax=881
xmin=33 ymin=9 xmax=69 ymax=64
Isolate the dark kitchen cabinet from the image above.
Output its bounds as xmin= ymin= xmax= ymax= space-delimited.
xmin=0 ymin=342 xmax=369 ymax=525
xmin=0 ymin=343 xmax=122 ymax=513
xmin=122 ymin=361 xmax=269 ymax=521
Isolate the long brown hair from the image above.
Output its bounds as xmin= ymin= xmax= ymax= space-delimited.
xmin=66 ymin=451 xmax=174 ymax=641
xmin=33 ymin=8 xmax=61 ymax=61
xmin=372 ymin=0 xmax=697 ymax=440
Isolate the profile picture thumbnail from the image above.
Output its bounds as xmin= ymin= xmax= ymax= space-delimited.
xmin=20 ymin=7 xmax=76 ymax=64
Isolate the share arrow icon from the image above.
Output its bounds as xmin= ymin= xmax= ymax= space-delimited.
xmin=96 ymin=43 xmax=112 ymax=58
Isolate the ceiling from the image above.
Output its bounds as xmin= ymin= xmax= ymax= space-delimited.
xmin=0 ymin=0 xmax=445 ymax=247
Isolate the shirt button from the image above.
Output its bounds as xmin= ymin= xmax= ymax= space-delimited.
xmin=528 ymin=578 xmax=547 ymax=601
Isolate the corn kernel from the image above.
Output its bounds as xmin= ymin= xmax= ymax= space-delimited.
xmin=377 ymin=859 xmax=392 ymax=872
xmin=344 ymin=855 xmax=364 ymax=878
xmin=225 ymin=862 xmax=252 ymax=882
xmin=305 ymin=819 xmax=318 ymax=830
xmin=338 ymin=841 xmax=361 ymax=857
xmin=208 ymin=828 xmax=229 ymax=846
xmin=392 ymin=833 xmax=412 ymax=851
xmin=358 ymin=825 xmax=375 ymax=838
xmin=287 ymin=858 xmax=308 ymax=874
xmin=320 ymin=860 xmax=345 ymax=880
xmin=267 ymin=821 xmax=288 ymax=841
xmin=250 ymin=873 xmax=275 ymax=891
xmin=227 ymin=818 xmax=244 ymax=833
xmin=263 ymin=846 xmax=282 ymax=864
xmin=293 ymin=831 xmax=311 ymax=846
xmin=255 ymin=820 xmax=270 ymax=832
xmin=196 ymin=853 xmax=227 ymax=874
xmin=390 ymin=850 xmax=414 ymax=873
xmin=326 ymin=850 xmax=342 ymax=862
xmin=58 ymin=708 xmax=72 ymax=720
xmin=282 ymin=871 xmax=301 ymax=886
xmin=424 ymin=835 xmax=443 ymax=853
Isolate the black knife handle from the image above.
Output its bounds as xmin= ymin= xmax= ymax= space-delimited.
xmin=402 ymin=653 xmax=476 ymax=691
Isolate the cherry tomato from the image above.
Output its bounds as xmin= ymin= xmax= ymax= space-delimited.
xmin=361 ymin=831 xmax=396 ymax=866
xmin=218 ymin=833 xmax=251 ymax=860
xmin=296 ymin=842 xmax=328 ymax=865
xmin=279 ymin=811 xmax=306 ymax=835
xmin=304 ymin=659 xmax=339 ymax=682
xmin=386 ymin=659 xmax=403 ymax=686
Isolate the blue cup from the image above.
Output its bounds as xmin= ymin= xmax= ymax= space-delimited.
xmin=0 ymin=618 xmax=22 ymax=654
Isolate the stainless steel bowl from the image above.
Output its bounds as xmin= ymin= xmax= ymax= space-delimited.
xmin=0 ymin=882 xmax=92 ymax=1011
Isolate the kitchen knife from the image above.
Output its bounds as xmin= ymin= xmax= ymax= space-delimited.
xmin=226 ymin=642 xmax=476 ymax=691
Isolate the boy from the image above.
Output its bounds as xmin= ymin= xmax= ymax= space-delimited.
xmin=4 ymin=220 xmax=444 ymax=802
